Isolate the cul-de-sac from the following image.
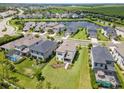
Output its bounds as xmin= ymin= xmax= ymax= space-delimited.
xmin=0 ymin=3 xmax=124 ymax=89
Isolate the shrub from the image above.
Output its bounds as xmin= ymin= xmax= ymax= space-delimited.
xmin=34 ymin=34 xmax=40 ymax=38
xmin=89 ymin=67 xmax=98 ymax=89
xmin=88 ymin=43 xmax=92 ymax=49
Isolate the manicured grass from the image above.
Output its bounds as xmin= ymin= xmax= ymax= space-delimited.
xmin=0 ymin=51 xmax=5 ymax=61
xmin=78 ymin=48 xmax=92 ymax=88
xmin=11 ymin=72 xmax=38 ymax=89
xmin=15 ymin=58 xmax=37 ymax=76
xmin=97 ymin=31 xmax=109 ymax=41
xmin=114 ymin=64 xmax=124 ymax=88
xmin=42 ymin=47 xmax=92 ymax=88
xmin=71 ymin=29 xmax=88 ymax=40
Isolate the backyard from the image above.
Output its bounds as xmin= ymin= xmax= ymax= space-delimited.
xmin=0 ymin=51 xmax=47 ymax=88
xmin=42 ymin=47 xmax=92 ymax=88
xmin=0 ymin=47 xmax=92 ymax=89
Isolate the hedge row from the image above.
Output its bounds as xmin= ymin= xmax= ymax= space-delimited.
xmin=89 ymin=67 xmax=99 ymax=89
xmin=0 ymin=34 xmax=24 ymax=46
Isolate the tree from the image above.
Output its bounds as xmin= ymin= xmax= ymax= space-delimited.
xmin=34 ymin=34 xmax=40 ymax=38
xmin=112 ymin=24 xmax=116 ymax=28
xmin=35 ymin=71 xmax=45 ymax=81
xmin=47 ymin=29 xmax=54 ymax=34
xmin=88 ymin=43 xmax=92 ymax=49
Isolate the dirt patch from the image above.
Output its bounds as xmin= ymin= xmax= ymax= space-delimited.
xmin=51 ymin=63 xmax=65 ymax=69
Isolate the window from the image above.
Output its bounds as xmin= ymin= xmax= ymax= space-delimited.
xmin=95 ymin=63 xmax=97 ymax=66
xmin=40 ymin=53 xmax=43 ymax=55
xmin=31 ymin=50 xmax=33 ymax=53
xmin=58 ymin=52 xmax=62 ymax=55
xmin=101 ymin=64 xmax=103 ymax=67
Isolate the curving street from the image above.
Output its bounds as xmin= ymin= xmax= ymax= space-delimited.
xmin=0 ymin=8 xmax=24 ymax=37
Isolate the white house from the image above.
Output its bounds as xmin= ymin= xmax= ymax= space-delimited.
xmin=109 ymin=44 xmax=124 ymax=70
xmin=115 ymin=27 xmax=124 ymax=37
xmin=56 ymin=40 xmax=77 ymax=64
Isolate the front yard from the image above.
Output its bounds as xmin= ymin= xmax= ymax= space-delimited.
xmin=42 ymin=47 xmax=92 ymax=88
xmin=71 ymin=28 xmax=88 ymax=40
xmin=97 ymin=30 xmax=109 ymax=41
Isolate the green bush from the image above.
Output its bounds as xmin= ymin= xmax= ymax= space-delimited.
xmin=89 ymin=67 xmax=98 ymax=89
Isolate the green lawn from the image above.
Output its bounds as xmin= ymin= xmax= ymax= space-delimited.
xmin=0 ymin=48 xmax=92 ymax=89
xmin=119 ymin=36 xmax=124 ymax=41
xmin=15 ymin=58 xmax=37 ymax=76
xmin=10 ymin=72 xmax=38 ymax=88
xmin=72 ymin=29 xmax=88 ymax=40
xmin=97 ymin=31 xmax=109 ymax=41
xmin=78 ymin=48 xmax=91 ymax=88
xmin=114 ymin=64 xmax=124 ymax=88
xmin=42 ymin=47 xmax=92 ymax=88
xmin=0 ymin=51 xmax=44 ymax=89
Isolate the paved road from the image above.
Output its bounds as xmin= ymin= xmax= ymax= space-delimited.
xmin=0 ymin=8 xmax=24 ymax=37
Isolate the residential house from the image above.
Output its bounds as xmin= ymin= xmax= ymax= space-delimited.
xmin=34 ymin=22 xmax=46 ymax=32
xmin=29 ymin=40 xmax=57 ymax=60
xmin=109 ymin=44 xmax=124 ymax=70
xmin=23 ymin=22 xmax=36 ymax=31
xmin=102 ymin=26 xmax=117 ymax=39
xmin=91 ymin=46 xmax=119 ymax=88
xmin=72 ymin=13 xmax=79 ymax=18
xmin=52 ymin=23 xmax=65 ymax=33
xmin=6 ymin=50 xmax=23 ymax=62
xmin=115 ymin=27 xmax=124 ymax=37
xmin=56 ymin=40 xmax=77 ymax=64
xmin=0 ymin=10 xmax=17 ymax=18
xmin=88 ymin=29 xmax=97 ymax=39
xmin=0 ymin=35 xmax=42 ymax=55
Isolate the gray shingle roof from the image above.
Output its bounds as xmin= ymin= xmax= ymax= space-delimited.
xmin=103 ymin=26 xmax=117 ymax=38
xmin=92 ymin=46 xmax=114 ymax=64
xmin=30 ymin=40 xmax=57 ymax=53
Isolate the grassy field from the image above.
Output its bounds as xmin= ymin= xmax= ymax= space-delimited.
xmin=10 ymin=71 xmax=38 ymax=88
xmin=15 ymin=58 xmax=37 ymax=76
xmin=58 ymin=5 xmax=124 ymax=17
xmin=71 ymin=29 xmax=88 ymax=40
xmin=42 ymin=47 xmax=92 ymax=89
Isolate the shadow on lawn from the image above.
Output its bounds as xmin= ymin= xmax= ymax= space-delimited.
xmin=72 ymin=50 xmax=80 ymax=64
